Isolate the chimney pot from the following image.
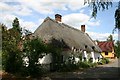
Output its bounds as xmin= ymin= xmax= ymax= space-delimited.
xmin=81 ymin=25 xmax=85 ymax=32
xmin=55 ymin=14 xmax=62 ymax=22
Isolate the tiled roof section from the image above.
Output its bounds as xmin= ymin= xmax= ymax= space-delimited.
xmin=98 ymin=41 xmax=114 ymax=52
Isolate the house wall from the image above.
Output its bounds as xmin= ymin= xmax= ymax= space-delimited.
xmin=82 ymin=51 xmax=88 ymax=61
xmin=82 ymin=51 xmax=102 ymax=62
xmin=94 ymin=52 xmax=103 ymax=62
xmin=38 ymin=54 xmax=52 ymax=64
xmin=38 ymin=51 xmax=80 ymax=64
xmin=101 ymin=52 xmax=115 ymax=58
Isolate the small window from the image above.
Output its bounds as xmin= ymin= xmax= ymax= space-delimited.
xmin=85 ymin=45 xmax=87 ymax=49
xmin=105 ymin=52 xmax=108 ymax=55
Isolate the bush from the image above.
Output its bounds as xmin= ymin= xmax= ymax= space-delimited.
xmin=90 ymin=63 xmax=97 ymax=68
xmin=78 ymin=61 xmax=90 ymax=68
xmin=60 ymin=62 xmax=79 ymax=72
xmin=58 ymin=57 xmax=98 ymax=72
xmin=98 ymin=58 xmax=110 ymax=65
xmin=2 ymin=50 xmax=23 ymax=73
xmin=104 ymin=58 xmax=109 ymax=64
xmin=22 ymin=38 xmax=48 ymax=77
xmin=56 ymin=56 xmax=79 ymax=72
xmin=2 ymin=22 xmax=23 ymax=74
xmin=78 ymin=61 xmax=97 ymax=68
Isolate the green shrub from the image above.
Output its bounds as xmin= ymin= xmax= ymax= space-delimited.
xmin=59 ymin=63 xmax=78 ymax=72
xmin=53 ymin=58 xmax=98 ymax=72
xmin=78 ymin=61 xmax=90 ymax=68
xmin=98 ymin=58 xmax=110 ymax=65
xmin=22 ymin=38 xmax=48 ymax=77
xmin=90 ymin=63 xmax=97 ymax=68
xmin=59 ymin=58 xmax=79 ymax=72
xmin=89 ymin=58 xmax=93 ymax=63
xmin=2 ymin=50 xmax=23 ymax=73
xmin=104 ymin=58 xmax=110 ymax=64
xmin=59 ymin=58 xmax=98 ymax=72
xmin=78 ymin=61 xmax=97 ymax=68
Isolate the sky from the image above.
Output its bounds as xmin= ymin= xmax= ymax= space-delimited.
xmin=0 ymin=0 xmax=119 ymax=41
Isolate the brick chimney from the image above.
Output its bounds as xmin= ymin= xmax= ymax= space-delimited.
xmin=81 ymin=25 xmax=85 ymax=32
xmin=55 ymin=14 xmax=62 ymax=22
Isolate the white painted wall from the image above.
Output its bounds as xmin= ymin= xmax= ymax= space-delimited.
xmin=38 ymin=54 xmax=52 ymax=64
xmin=23 ymin=53 xmax=52 ymax=67
xmin=75 ymin=57 xmax=80 ymax=63
xmin=81 ymin=50 xmax=103 ymax=63
xmin=94 ymin=52 xmax=103 ymax=62
xmin=23 ymin=57 xmax=29 ymax=67
xmin=23 ymin=51 xmax=103 ymax=66
xmin=91 ymin=51 xmax=95 ymax=63
xmin=82 ymin=51 xmax=88 ymax=61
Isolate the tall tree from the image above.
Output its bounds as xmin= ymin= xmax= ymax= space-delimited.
xmin=12 ymin=17 xmax=22 ymax=41
xmin=107 ymin=34 xmax=113 ymax=41
xmin=113 ymin=2 xmax=120 ymax=58
xmin=12 ymin=17 xmax=21 ymax=32
xmin=114 ymin=1 xmax=120 ymax=41
xmin=2 ymin=18 xmax=23 ymax=73
xmin=114 ymin=41 xmax=120 ymax=58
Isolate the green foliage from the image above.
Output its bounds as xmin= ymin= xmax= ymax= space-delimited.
xmin=60 ymin=61 xmax=97 ymax=72
xmin=2 ymin=20 xmax=64 ymax=76
xmin=113 ymin=1 xmax=120 ymax=35
xmin=12 ymin=17 xmax=21 ymax=33
xmin=79 ymin=61 xmax=90 ymax=68
xmin=84 ymin=0 xmax=112 ymax=18
xmin=78 ymin=61 xmax=97 ymax=68
xmin=107 ymin=34 xmax=113 ymax=41
xmin=58 ymin=56 xmax=97 ymax=72
xmin=2 ymin=49 xmax=22 ymax=73
xmin=46 ymin=40 xmax=63 ymax=72
xmin=49 ymin=51 xmax=63 ymax=71
xmin=89 ymin=58 xmax=93 ymax=63
xmin=98 ymin=58 xmax=110 ymax=65
xmin=60 ymin=62 xmax=78 ymax=72
xmin=114 ymin=1 xmax=120 ymax=30
xmin=12 ymin=17 xmax=22 ymax=41
xmin=114 ymin=41 xmax=120 ymax=58
xmin=22 ymin=38 xmax=48 ymax=77
xmin=61 ymin=56 xmax=78 ymax=71
xmin=2 ymin=23 xmax=23 ymax=73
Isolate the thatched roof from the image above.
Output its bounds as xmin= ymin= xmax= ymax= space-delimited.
xmin=34 ymin=17 xmax=101 ymax=52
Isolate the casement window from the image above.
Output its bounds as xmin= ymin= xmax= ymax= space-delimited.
xmin=105 ymin=52 xmax=108 ymax=55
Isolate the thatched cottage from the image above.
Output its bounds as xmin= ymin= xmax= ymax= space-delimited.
xmin=33 ymin=14 xmax=102 ymax=64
